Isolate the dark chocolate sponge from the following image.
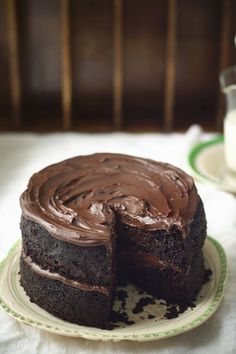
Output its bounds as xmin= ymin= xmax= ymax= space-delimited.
xmin=20 ymin=257 xmax=113 ymax=329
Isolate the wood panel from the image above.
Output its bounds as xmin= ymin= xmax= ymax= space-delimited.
xmin=174 ymin=0 xmax=222 ymax=130
xmin=0 ymin=0 xmax=11 ymax=129
xmin=123 ymin=0 xmax=167 ymax=131
xmin=71 ymin=0 xmax=113 ymax=131
xmin=61 ymin=0 xmax=72 ymax=130
xmin=113 ymin=0 xmax=123 ymax=130
xmin=0 ymin=0 xmax=235 ymax=132
xmin=164 ymin=0 xmax=177 ymax=131
xmin=17 ymin=0 xmax=61 ymax=130
xmin=7 ymin=0 xmax=21 ymax=129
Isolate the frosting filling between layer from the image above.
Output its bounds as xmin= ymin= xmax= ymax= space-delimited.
xmin=21 ymin=251 xmax=110 ymax=296
xmin=22 ymin=248 xmax=188 ymax=297
xmin=120 ymin=251 xmax=187 ymax=274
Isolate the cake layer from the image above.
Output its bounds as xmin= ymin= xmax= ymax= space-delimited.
xmin=22 ymin=250 xmax=109 ymax=295
xmin=118 ymin=251 xmax=205 ymax=304
xmin=20 ymin=153 xmax=199 ymax=248
xmin=20 ymin=256 xmax=113 ymax=329
xmin=21 ymin=216 xmax=115 ymax=287
xmin=21 ymin=198 xmax=206 ymax=287
xmin=117 ymin=199 xmax=206 ymax=269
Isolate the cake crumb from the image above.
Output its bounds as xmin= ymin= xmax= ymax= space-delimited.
xmin=164 ymin=305 xmax=179 ymax=319
xmin=164 ymin=301 xmax=197 ymax=319
xmin=132 ymin=296 xmax=155 ymax=314
xmin=148 ymin=314 xmax=155 ymax=319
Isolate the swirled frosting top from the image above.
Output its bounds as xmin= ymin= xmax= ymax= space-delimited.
xmin=20 ymin=153 xmax=199 ymax=246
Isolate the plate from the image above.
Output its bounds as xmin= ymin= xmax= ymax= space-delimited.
xmin=0 ymin=237 xmax=227 ymax=342
xmin=188 ymin=136 xmax=236 ymax=193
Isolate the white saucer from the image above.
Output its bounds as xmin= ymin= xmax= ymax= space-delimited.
xmin=188 ymin=136 xmax=236 ymax=193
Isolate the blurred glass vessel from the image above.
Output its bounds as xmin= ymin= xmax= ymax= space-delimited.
xmin=220 ymin=65 xmax=236 ymax=173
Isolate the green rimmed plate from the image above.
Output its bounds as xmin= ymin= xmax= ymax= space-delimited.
xmin=188 ymin=136 xmax=236 ymax=193
xmin=0 ymin=237 xmax=227 ymax=342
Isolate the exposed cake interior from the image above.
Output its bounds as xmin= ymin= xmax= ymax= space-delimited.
xmin=20 ymin=153 xmax=206 ymax=328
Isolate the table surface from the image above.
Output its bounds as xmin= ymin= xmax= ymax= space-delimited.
xmin=0 ymin=130 xmax=235 ymax=354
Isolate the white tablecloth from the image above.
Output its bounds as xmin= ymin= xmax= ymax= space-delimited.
xmin=0 ymin=129 xmax=236 ymax=354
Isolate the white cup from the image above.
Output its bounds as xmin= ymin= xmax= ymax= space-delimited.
xmin=224 ymin=109 xmax=236 ymax=173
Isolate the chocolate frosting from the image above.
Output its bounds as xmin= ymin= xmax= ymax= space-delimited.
xmin=20 ymin=153 xmax=199 ymax=246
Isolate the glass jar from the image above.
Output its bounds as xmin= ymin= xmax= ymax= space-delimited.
xmin=220 ymin=65 xmax=236 ymax=173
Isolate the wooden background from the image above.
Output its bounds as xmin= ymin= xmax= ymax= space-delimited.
xmin=0 ymin=0 xmax=236 ymax=133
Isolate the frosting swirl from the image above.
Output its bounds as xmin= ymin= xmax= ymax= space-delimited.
xmin=20 ymin=153 xmax=199 ymax=246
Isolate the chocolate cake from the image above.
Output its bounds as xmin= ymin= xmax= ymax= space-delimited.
xmin=20 ymin=153 xmax=207 ymax=329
